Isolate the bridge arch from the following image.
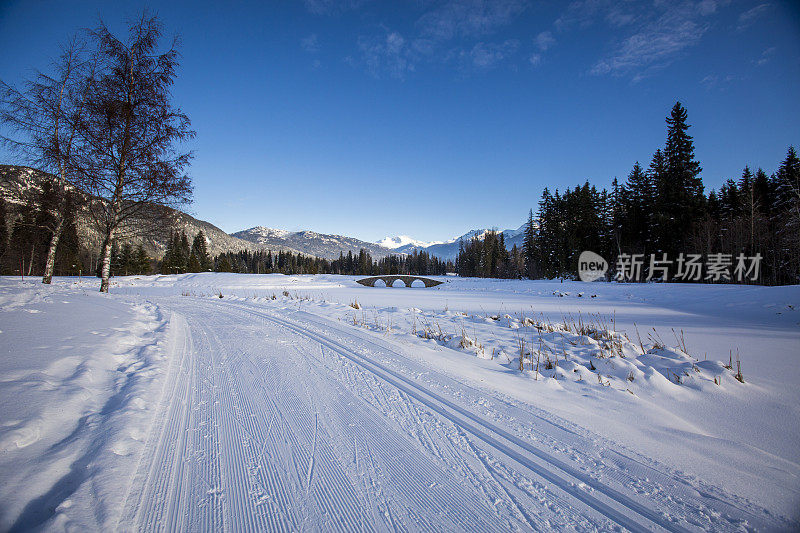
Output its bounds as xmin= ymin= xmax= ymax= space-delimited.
xmin=355 ymin=275 xmax=443 ymax=288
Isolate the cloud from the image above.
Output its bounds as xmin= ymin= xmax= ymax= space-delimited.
xmin=737 ymin=3 xmax=771 ymax=30
xmin=303 ymin=0 xmax=369 ymax=15
xmin=700 ymin=73 xmax=737 ymax=89
xmin=700 ymin=74 xmax=718 ymax=88
xmin=529 ymin=53 xmax=542 ymax=66
xmin=468 ymin=39 xmax=520 ymax=69
xmin=354 ymin=0 xmax=528 ymax=78
xmin=357 ymin=31 xmax=414 ymax=79
xmin=301 ymin=34 xmax=319 ymax=53
xmin=416 ymin=0 xmax=527 ymax=41
xmin=755 ymin=46 xmax=776 ymax=66
xmin=589 ymin=2 xmax=720 ymax=78
xmin=535 ymin=31 xmax=554 ymax=51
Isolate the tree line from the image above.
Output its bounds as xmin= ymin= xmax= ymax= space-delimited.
xmin=456 ymin=102 xmax=799 ymax=285
xmin=0 ymin=181 xmax=81 ymax=277
xmin=159 ymin=229 xmax=453 ymax=276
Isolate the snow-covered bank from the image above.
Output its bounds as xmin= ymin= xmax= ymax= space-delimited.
xmin=0 ymin=280 xmax=172 ymax=531
xmin=1 ymin=273 xmax=798 ymax=530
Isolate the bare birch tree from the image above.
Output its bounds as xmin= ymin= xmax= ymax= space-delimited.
xmin=0 ymin=37 xmax=90 ymax=283
xmin=74 ymin=13 xmax=194 ymax=292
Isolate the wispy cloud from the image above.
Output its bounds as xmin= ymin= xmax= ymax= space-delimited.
xmin=416 ymin=0 xmax=527 ymax=41
xmin=468 ymin=39 xmax=520 ymax=69
xmin=357 ymin=31 xmax=414 ymax=79
xmin=755 ymin=46 xmax=776 ymax=66
xmin=301 ymin=34 xmax=319 ymax=53
xmin=737 ymin=3 xmax=771 ymax=31
xmin=353 ymin=0 xmax=528 ymax=78
xmin=589 ymin=1 xmax=723 ymax=79
xmin=535 ymin=30 xmax=554 ymax=51
xmin=303 ymin=0 xmax=369 ymax=16
xmin=700 ymin=73 xmax=737 ymax=89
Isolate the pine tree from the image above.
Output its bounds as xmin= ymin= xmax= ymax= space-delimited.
xmin=523 ymin=208 xmax=536 ymax=278
xmin=217 ymin=255 xmax=233 ymax=273
xmin=135 ymin=245 xmax=150 ymax=274
xmin=0 ymin=198 xmax=8 ymax=267
xmin=118 ymin=243 xmax=132 ymax=276
xmin=775 ymin=146 xmax=799 ymax=218
xmin=719 ymin=179 xmax=740 ymax=219
xmin=738 ymin=167 xmax=758 ymax=251
xmin=773 ymin=146 xmax=800 ymax=283
xmin=187 ymin=252 xmax=201 ymax=273
xmin=619 ymin=161 xmax=653 ymax=254
xmin=8 ymin=199 xmax=37 ymax=276
xmin=653 ymin=102 xmax=704 ymax=257
xmin=753 ymin=168 xmax=773 ymax=217
xmin=191 ymin=231 xmax=211 ymax=271
xmin=161 ymin=231 xmax=177 ymax=274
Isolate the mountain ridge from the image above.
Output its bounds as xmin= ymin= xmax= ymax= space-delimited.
xmin=1 ymin=163 xmax=526 ymax=263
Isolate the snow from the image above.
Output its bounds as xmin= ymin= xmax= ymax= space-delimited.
xmin=376 ymin=235 xmax=443 ymax=249
xmin=0 ymin=280 xmax=171 ymax=530
xmin=1 ymin=274 xmax=798 ymax=530
xmin=241 ymin=225 xmax=290 ymax=239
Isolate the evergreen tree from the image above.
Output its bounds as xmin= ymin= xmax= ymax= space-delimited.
xmin=191 ymin=231 xmax=212 ymax=271
xmin=216 ymin=255 xmax=233 ymax=273
xmin=775 ymin=146 xmax=799 ymax=218
xmin=522 ymin=209 xmax=536 ymax=277
xmin=187 ymin=252 xmax=201 ymax=273
xmin=653 ymin=102 xmax=704 ymax=256
xmin=7 ymin=199 xmax=37 ymax=276
xmin=719 ymin=179 xmax=740 ymax=219
xmin=619 ymin=161 xmax=653 ymax=254
xmin=118 ymin=242 xmax=133 ymax=276
xmin=135 ymin=245 xmax=149 ymax=275
xmin=180 ymin=232 xmax=191 ymax=266
xmin=161 ymin=231 xmax=178 ymax=274
xmin=773 ymin=146 xmax=800 ymax=283
xmin=753 ymin=168 xmax=773 ymax=217
xmin=0 ymin=198 xmax=8 ymax=268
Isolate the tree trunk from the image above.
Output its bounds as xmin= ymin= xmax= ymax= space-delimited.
xmin=99 ymin=232 xmax=114 ymax=293
xmin=27 ymin=245 xmax=35 ymax=277
xmin=42 ymin=217 xmax=65 ymax=284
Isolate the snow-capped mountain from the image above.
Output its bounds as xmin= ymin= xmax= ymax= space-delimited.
xmin=0 ymin=164 xmax=283 ymax=258
xmin=377 ymin=225 xmax=527 ymax=260
xmin=1 ymin=163 xmax=529 ymax=263
xmin=376 ymin=235 xmax=443 ymax=250
xmin=232 ymin=226 xmax=393 ymax=260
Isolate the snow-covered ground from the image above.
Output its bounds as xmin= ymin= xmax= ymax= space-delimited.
xmin=0 ymin=274 xmax=798 ymax=531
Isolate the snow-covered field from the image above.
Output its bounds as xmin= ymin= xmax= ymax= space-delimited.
xmin=0 ymin=273 xmax=798 ymax=531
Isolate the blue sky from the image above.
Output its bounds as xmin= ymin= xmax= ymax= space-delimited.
xmin=1 ymin=1 xmax=798 ymax=242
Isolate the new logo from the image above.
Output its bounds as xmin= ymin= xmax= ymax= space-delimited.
xmin=578 ymin=251 xmax=608 ymax=282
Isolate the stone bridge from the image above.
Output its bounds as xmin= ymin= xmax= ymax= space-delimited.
xmin=356 ymin=275 xmax=443 ymax=288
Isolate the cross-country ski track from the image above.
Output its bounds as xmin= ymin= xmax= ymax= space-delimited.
xmin=115 ymin=296 xmax=782 ymax=532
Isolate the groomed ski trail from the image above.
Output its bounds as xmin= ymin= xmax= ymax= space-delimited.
xmin=120 ymin=297 xmax=786 ymax=532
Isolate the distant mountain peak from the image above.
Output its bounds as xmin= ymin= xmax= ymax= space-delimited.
xmin=232 ymin=226 xmax=393 ymax=260
xmin=377 ymin=235 xmax=442 ymax=249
